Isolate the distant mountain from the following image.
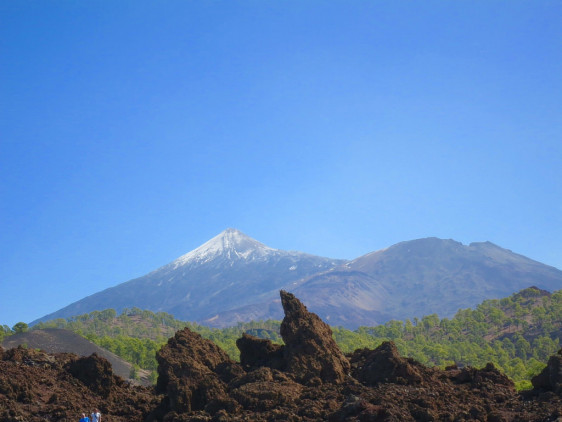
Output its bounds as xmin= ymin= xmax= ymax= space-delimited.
xmin=33 ymin=231 xmax=562 ymax=329
xmin=33 ymin=229 xmax=345 ymax=324
xmin=348 ymin=238 xmax=562 ymax=320
xmin=206 ymin=237 xmax=562 ymax=328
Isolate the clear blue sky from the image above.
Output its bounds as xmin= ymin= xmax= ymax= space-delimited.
xmin=1 ymin=1 xmax=561 ymax=328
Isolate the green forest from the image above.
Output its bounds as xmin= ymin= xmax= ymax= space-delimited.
xmin=5 ymin=287 xmax=561 ymax=390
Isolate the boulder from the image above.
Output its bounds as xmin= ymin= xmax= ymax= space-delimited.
xmin=155 ymin=327 xmax=244 ymax=416
xmin=349 ymin=341 xmax=425 ymax=385
xmin=279 ymin=290 xmax=350 ymax=384
xmin=236 ymin=333 xmax=284 ymax=371
xmin=452 ymin=362 xmax=514 ymax=390
xmin=532 ymin=349 xmax=562 ymax=394
xmin=65 ymin=353 xmax=117 ymax=398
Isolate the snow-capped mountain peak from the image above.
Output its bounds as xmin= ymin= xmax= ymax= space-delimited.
xmin=172 ymin=228 xmax=277 ymax=267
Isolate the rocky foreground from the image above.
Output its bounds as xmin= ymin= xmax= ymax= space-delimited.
xmin=2 ymin=291 xmax=562 ymax=421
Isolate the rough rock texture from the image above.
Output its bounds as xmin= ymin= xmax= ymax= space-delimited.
xmin=150 ymin=291 xmax=562 ymax=421
xmin=66 ymin=353 xmax=115 ymax=397
xmin=236 ymin=333 xmax=284 ymax=371
xmin=532 ymin=348 xmax=562 ymax=394
xmin=153 ymin=326 xmax=244 ymax=418
xmin=0 ymin=346 xmax=158 ymax=422
xmin=349 ymin=341 xmax=426 ymax=385
xmin=3 ymin=292 xmax=562 ymax=421
xmin=279 ymin=290 xmax=351 ymax=384
xmin=451 ymin=362 xmax=515 ymax=390
xmin=1 ymin=328 xmax=150 ymax=384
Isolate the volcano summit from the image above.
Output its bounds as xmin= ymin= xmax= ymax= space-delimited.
xmin=34 ymin=229 xmax=562 ymax=328
xmin=34 ymin=229 xmax=344 ymax=324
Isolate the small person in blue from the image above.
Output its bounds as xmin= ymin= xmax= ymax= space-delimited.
xmin=79 ymin=413 xmax=90 ymax=422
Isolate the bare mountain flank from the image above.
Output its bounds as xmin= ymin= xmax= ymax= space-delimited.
xmin=205 ymin=237 xmax=562 ymax=328
xmin=33 ymin=231 xmax=562 ymax=329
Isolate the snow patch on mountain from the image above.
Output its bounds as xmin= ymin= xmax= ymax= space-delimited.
xmin=171 ymin=228 xmax=277 ymax=268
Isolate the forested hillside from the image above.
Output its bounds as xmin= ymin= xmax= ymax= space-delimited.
xmin=334 ymin=287 xmax=562 ymax=389
xmin=21 ymin=287 xmax=562 ymax=389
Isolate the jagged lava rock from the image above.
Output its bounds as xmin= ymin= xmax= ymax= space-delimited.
xmin=0 ymin=346 xmax=157 ymax=422
xmin=236 ymin=333 xmax=284 ymax=371
xmin=279 ymin=290 xmax=350 ymax=384
xmin=65 ymin=353 xmax=116 ymax=398
xmin=154 ymin=326 xmax=244 ymax=416
xmin=229 ymin=367 xmax=303 ymax=412
xmin=348 ymin=341 xmax=425 ymax=385
xmin=532 ymin=348 xmax=562 ymax=394
xmin=451 ymin=362 xmax=515 ymax=390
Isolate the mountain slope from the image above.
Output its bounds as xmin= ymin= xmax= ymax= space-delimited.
xmin=33 ymin=229 xmax=344 ymax=324
xmin=208 ymin=238 xmax=562 ymax=327
xmin=34 ymin=232 xmax=562 ymax=329
xmin=349 ymin=238 xmax=562 ymax=319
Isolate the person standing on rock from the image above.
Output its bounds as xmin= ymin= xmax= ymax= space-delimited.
xmin=91 ymin=409 xmax=101 ymax=422
xmin=79 ymin=413 xmax=90 ymax=422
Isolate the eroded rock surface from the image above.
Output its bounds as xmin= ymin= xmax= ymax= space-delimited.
xmin=154 ymin=326 xmax=244 ymax=418
xmin=349 ymin=341 xmax=426 ymax=385
xmin=532 ymin=348 xmax=562 ymax=394
xmin=66 ymin=353 xmax=116 ymax=397
xmin=2 ymin=291 xmax=562 ymax=421
xmin=280 ymin=290 xmax=351 ymax=384
xmin=0 ymin=346 xmax=157 ymax=422
xmin=236 ymin=333 xmax=284 ymax=371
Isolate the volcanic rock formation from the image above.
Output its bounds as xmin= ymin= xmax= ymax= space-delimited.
xmin=279 ymin=289 xmax=351 ymax=384
xmin=3 ymin=291 xmax=562 ymax=421
xmin=153 ymin=326 xmax=244 ymax=417
xmin=150 ymin=291 xmax=562 ymax=421
xmin=532 ymin=348 xmax=562 ymax=394
xmin=348 ymin=341 xmax=426 ymax=386
xmin=234 ymin=290 xmax=351 ymax=385
xmin=0 ymin=346 xmax=158 ymax=421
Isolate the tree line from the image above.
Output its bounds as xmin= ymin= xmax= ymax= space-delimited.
xmin=9 ymin=287 xmax=561 ymax=389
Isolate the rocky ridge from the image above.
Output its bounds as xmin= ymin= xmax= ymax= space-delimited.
xmin=2 ymin=290 xmax=562 ymax=421
xmin=0 ymin=346 xmax=158 ymax=421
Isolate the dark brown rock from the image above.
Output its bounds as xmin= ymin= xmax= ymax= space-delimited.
xmin=5 ymin=291 xmax=562 ymax=421
xmin=65 ymin=353 xmax=116 ymax=397
xmin=279 ymin=290 xmax=351 ymax=384
xmin=155 ymin=327 xmax=244 ymax=417
xmin=452 ymin=362 xmax=515 ymax=390
xmin=349 ymin=341 xmax=425 ymax=385
xmin=0 ymin=346 xmax=158 ymax=421
xmin=2 ymin=345 xmax=57 ymax=369
xmin=230 ymin=378 xmax=302 ymax=411
xmin=228 ymin=366 xmax=294 ymax=389
xmin=236 ymin=333 xmax=284 ymax=370
xmin=532 ymin=348 xmax=562 ymax=394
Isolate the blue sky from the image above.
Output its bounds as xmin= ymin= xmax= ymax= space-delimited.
xmin=1 ymin=1 xmax=561 ymax=328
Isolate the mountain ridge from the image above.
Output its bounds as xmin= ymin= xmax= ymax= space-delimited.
xmin=32 ymin=229 xmax=345 ymax=325
xmin=32 ymin=230 xmax=562 ymax=328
